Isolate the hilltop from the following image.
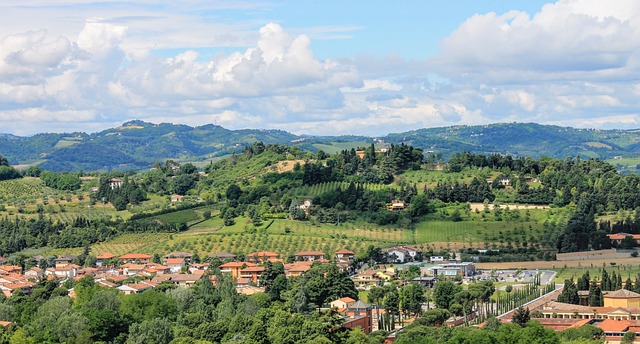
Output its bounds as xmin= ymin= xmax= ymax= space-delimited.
xmin=2 ymin=121 xmax=640 ymax=171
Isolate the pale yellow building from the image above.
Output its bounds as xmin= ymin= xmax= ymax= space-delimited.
xmin=604 ymin=289 xmax=640 ymax=309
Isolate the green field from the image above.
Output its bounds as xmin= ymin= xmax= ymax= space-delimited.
xmin=554 ymin=266 xmax=640 ymax=283
xmin=312 ymin=141 xmax=371 ymax=154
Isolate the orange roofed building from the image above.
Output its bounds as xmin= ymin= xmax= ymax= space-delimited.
xmin=119 ymin=253 xmax=152 ymax=264
xmin=220 ymin=262 xmax=258 ymax=279
xmin=247 ymin=251 xmax=279 ymax=263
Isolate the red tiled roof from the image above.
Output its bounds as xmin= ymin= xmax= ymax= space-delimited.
xmin=247 ymin=251 xmax=278 ymax=258
xmin=220 ymin=262 xmax=258 ymax=269
xmin=597 ymin=319 xmax=631 ymax=333
xmin=165 ymin=258 xmax=185 ymax=265
xmin=336 ymin=249 xmax=355 ymax=255
xmin=97 ymin=252 xmax=116 ymax=259
xmin=294 ymin=251 xmax=325 ymax=256
xmin=119 ymin=253 xmax=152 ymax=260
xmin=604 ymin=289 xmax=640 ymax=299
xmin=338 ymin=297 xmax=356 ymax=303
xmin=241 ymin=266 xmax=266 ymax=273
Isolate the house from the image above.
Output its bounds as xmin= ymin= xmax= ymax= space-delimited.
xmin=109 ymin=178 xmax=123 ymax=189
xmin=246 ymin=251 xmax=279 ymax=263
xmin=25 ymin=267 xmax=44 ymax=280
xmin=386 ymin=246 xmax=418 ymax=263
xmin=188 ymin=263 xmax=210 ymax=274
xmin=604 ymin=289 xmax=640 ymax=308
xmin=342 ymin=300 xmax=373 ymax=334
xmin=165 ymin=258 xmax=186 ymax=273
xmin=117 ymin=282 xmax=155 ymax=295
xmin=158 ymin=274 xmax=203 ymax=287
xmin=0 ymin=281 xmax=35 ymax=298
xmin=163 ymin=252 xmax=193 ymax=263
xmin=412 ymin=276 xmax=437 ymax=288
xmin=170 ymin=195 xmax=184 ymax=203
xmin=119 ymin=253 xmax=152 ymax=264
xmin=298 ymin=199 xmax=313 ymax=214
xmin=294 ymin=251 xmax=325 ymax=262
xmin=90 ymin=186 xmax=99 ymax=193
xmin=240 ymin=266 xmax=266 ymax=284
xmin=430 ymin=256 xmax=444 ymax=262
xmin=352 ymin=270 xmax=381 ymax=289
xmin=386 ymin=200 xmax=405 ymax=211
xmin=96 ymin=252 xmax=116 ymax=266
xmin=0 ymin=266 xmax=22 ymax=275
xmin=120 ymin=263 xmax=146 ymax=276
xmin=607 ymin=233 xmax=640 ymax=245
xmin=335 ymin=249 xmax=355 ymax=262
xmin=426 ymin=262 xmax=476 ymax=277
xmin=0 ymin=257 xmax=8 ymax=265
xmin=55 ymin=254 xmax=76 ymax=268
xmin=331 ymin=297 xmax=356 ymax=309
xmin=220 ymin=262 xmax=257 ymax=279
xmin=284 ymin=262 xmax=312 ymax=278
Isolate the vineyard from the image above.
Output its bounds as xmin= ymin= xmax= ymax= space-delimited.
xmin=0 ymin=178 xmax=60 ymax=203
xmin=289 ymin=181 xmax=397 ymax=198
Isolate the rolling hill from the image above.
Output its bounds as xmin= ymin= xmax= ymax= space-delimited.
xmin=2 ymin=121 xmax=640 ymax=171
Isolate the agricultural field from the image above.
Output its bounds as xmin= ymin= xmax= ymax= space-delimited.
xmin=414 ymin=205 xmax=568 ymax=248
xmin=289 ymin=181 xmax=397 ymax=198
xmin=311 ymin=141 xmax=370 ymax=154
xmin=607 ymin=157 xmax=640 ymax=173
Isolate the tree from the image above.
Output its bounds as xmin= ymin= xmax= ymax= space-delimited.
xmin=127 ymin=318 xmax=174 ymax=344
xmin=421 ymin=308 xmax=451 ymax=326
xmin=512 ymin=306 xmax=530 ymax=327
xmin=399 ymin=283 xmax=426 ymax=316
xmin=622 ymin=331 xmax=636 ymax=344
xmin=433 ymin=280 xmax=457 ymax=309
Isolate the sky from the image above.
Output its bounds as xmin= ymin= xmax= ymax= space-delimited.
xmin=1 ymin=0 xmax=640 ymax=136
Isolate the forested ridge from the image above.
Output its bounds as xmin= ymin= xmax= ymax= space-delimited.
xmin=4 ymin=121 xmax=640 ymax=171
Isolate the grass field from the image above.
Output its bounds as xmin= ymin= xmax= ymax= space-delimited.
xmin=311 ymin=141 xmax=371 ymax=154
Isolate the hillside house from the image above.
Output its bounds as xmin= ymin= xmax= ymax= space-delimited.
xmin=165 ymin=258 xmax=186 ymax=273
xmin=170 ymin=195 xmax=184 ymax=202
xmin=220 ymin=262 xmax=257 ymax=279
xmin=109 ymin=178 xmax=123 ymax=189
xmin=294 ymin=251 xmax=325 ymax=262
xmin=119 ymin=253 xmax=152 ymax=264
xmin=386 ymin=200 xmax=405 ymax=211
xmin=163 ymin=252 xmax=193 ymax=263
xmin=96 ymin=252 xmax=116 ymax=266
xmin=247 ymin=251 xmax=279 ymax=263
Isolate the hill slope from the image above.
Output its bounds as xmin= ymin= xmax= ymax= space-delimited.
xmin=2 ymin=121 xmax=640 ymax=171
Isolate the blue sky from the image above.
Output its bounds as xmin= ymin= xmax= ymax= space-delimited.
xmin=0 ymin=0 xmax=639 ymax=136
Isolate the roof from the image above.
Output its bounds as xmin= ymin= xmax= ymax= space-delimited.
xmin=337 ymin=297 xmax=356 ymax=303
xmin=596 ymin=319 xmax=631 ymax=333
xmin=247 ymin=251 xmax=278 ymax=258
xmin=336 ymin=249 xmax=355 ymax=255
xmin=294 ymin=251 xmax=325 ymax=256
xmin=165 ymin=258 xmax=185 ymax=265
xmin=604 ymin=289 xmax=640 ymax=299
xmin=241 ymin=266 xmax=266 ymax=273
xmin=220 ymin=262 xmax=258 ymax=269
xmin=163 ymin=252 xmax=193 ymax=258
xmin=96 ymin=252 xmax=116 ymax=259
xmin=119 ymin=253 xmax=152 ymax=260
xmin=348 ymin=300 xmax=371 ymax=310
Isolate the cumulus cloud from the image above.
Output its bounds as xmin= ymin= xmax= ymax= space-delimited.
xmin=3 ymin=0 xmax=640 ymax=136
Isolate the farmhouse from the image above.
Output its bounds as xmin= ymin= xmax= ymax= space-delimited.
xmin=294 ymin=251 xmax=326 ymax=262
xmin=108 ymin=178 xmax=123 ymax=189
xmin=119 ymin=253 xmax=152 ymax=264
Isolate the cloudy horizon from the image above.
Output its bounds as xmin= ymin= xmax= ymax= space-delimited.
xmin=1 ymin=0 xmax=640 ymax=136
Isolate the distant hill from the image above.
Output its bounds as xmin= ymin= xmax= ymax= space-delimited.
xmin=2 ymin=121 xmax=640 ymax=171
